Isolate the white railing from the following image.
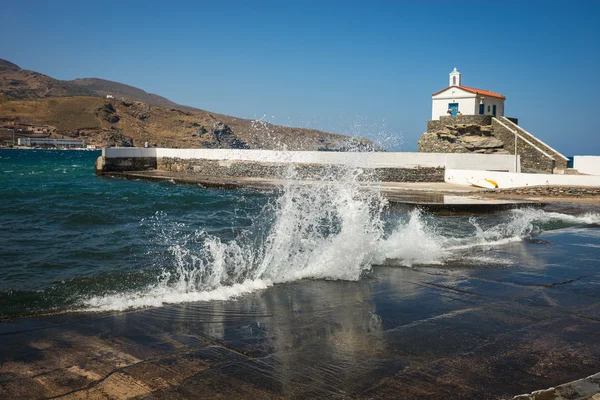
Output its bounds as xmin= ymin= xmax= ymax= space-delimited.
xmin=492 ymin=118 xmax=555 ymax=161
xmin=499 ymin=117 xmax=569 ymax=161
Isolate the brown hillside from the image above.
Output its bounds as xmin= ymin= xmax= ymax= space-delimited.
xmin=0 ymin=96 xmax=372 ymax=150
xmin=0 ymin=58 xmax=373 ymax=150
xmin=69 ymin=78 xmax=201 ymax=113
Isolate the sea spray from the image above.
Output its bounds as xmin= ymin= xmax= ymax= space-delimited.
xmin=84 ymin=166 xmax=387 ymax=311
xmin=82 ymin=169 xmax=600 ymax=312
xmin=253 ymin=167 xmax=386 ymax=281
xmin=375 ymin=209 xmax=445 ymax=267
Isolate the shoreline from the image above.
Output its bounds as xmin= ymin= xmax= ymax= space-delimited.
xmin=0 ymin=147 xmax=100 ymax=151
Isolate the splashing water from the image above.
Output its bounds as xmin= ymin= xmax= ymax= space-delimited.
xmin=83 ymin=167 xmax=600 ymax=312
xmin=84 ymin=167 xmax=386 ymax=311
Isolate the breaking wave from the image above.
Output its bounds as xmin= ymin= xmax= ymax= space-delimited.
xmin=82 ymin=168 xmax=600 ymax=312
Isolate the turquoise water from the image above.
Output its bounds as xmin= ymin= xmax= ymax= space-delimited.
xmin=0 ymin=150 xmax=267 ymax=318
xmin=1 ymin=149 xmax=599 ymax=320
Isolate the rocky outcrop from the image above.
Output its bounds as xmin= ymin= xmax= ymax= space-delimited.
xmin=461 ymin=135 xmax=504 ymax=150
xmin=206 ymin=121 xmax=250 ymax=149
xmin=418 ymin=123 xmax=509 ymax=155
xmin=96 ymin=102 xmax=120 ymax=123
xmin=121 ymin=100 xmax=151 ymax=120
xmin=99 ymin=130 xmax=134 ymax=147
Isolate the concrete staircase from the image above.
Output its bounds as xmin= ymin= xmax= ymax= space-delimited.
xmin=491 ymin=117 xmax=569 ymax=173
xmin=496 ymin=117 xmax=569 ymax=170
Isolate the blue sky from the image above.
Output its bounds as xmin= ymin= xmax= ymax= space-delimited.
xmin=2 ymin=1 xmax=599 ymax=155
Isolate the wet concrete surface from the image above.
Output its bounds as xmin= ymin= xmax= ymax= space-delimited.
xmin=105 ymin=170 xmax=545 ymax=213
xmin=1 ymin=229 xmax=600 ymax=399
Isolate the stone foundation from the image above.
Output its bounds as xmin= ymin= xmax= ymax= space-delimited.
xmin=421 ymin=116 xmax=567 ymax=174
xmin=419 ymin=123 xmax=508 ymax=155
xmin=427 ymin=116 xmax=493 ymax=133
xmin=96 ymin=156 xmax=157 ymax=175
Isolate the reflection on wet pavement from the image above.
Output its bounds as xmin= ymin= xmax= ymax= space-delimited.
xmin=1 ymin=229 xmax=599 ymax=399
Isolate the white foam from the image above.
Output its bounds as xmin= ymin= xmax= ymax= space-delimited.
xmin=82 ymin=167 xmax=386 ymax=311
xmin=84 ymin=279 xmax=271 ymax=312
xmin=80 ymin=167 xmax=600 ymax=312
xmin=375 ymin=209 xmax=445 ymax=267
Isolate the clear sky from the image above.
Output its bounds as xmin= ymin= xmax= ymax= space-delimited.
xmin=2 ymin=1 xmax=599 ymax=155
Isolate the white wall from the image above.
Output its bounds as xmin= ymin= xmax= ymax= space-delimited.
xmin=445 ymin=169 xmax=600 ymax=188
xmin=432 ymin=97 xmax=478 ymax=120
xmin=104 ymin=148 xmax=520 ymax=172
xmin=479 ymin=97 xmax=505 ymax=117
xmin=432 ymin=86 xmax=506 ymax=120
xmin=432 ymin=87 xmax=478 ymax=120
xmin=574 ymin=156 xmax=600 ymax=175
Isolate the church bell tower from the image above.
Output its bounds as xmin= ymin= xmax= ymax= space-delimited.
xmin=449 ymin=68 xmax=461 ymax=87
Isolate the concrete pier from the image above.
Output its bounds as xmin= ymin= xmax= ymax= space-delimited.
xmin=97 ymin=148 xmax=541 ymax=211
xmin=103 ymin=169 xmax=544 ymax=212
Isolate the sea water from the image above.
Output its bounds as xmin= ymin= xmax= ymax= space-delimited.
xmin=1 ymin=149 xmax=599 ymax=320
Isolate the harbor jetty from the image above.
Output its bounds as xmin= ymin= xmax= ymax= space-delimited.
xmin=96 ymin=147 xmax=600 ymax=210
xmin=95 ymin=147 xmax=545 ymax=211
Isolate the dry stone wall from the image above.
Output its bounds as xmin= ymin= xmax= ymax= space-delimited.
xmin=156 ymin=157 xmax=445 ymax=182
xmin=488 ymin=186 xmax=600 ymax=197
xmin=491 ymin=119 xmax=556 ymax=173
xmin=427 ymin=116 xmax=492 ymax=133
xmin=496 ymin=117 xmax=568 ymax=170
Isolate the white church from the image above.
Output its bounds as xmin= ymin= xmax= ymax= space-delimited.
xmin=431 ymin=68 xmax=506 ymax=120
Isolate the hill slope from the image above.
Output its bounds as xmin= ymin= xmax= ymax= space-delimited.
xmin=0 ymin=96 xmax=369 ymax=150
xmin=0 ymin=59 xmax=97 ymax=99
xmin=69 ymin=78 xmax=201 ymax=113
xmin=0 ymin=58 xmax=373 ymax=150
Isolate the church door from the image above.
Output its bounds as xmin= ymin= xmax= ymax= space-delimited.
xmin=479 ymin=104 xmax=485 ymax=115
xmin=493 ymin=105 xmax=497 ymax=117
xmin=448 ymin=103 xmax=459 ymax=115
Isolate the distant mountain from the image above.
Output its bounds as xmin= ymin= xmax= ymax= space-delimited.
xmin=69 ymin=78 xmax=201 ymax=113
xmin=0 ymin=59 xmax=198 ymax=112
xmin=0 ymin=59 xmax=97 ymax=99
xmin=0 ymin=58 xmax=374 ymax=151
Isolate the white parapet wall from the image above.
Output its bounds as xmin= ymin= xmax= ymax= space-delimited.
xmin=445 ymin=169 xmax=600 ymax=188
xmin=103 ymin=148 xmax=520 ymax=172
xmin=573 ymin=156 xmax=600 ymax=176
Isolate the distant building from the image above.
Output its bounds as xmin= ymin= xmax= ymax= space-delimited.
xmin=18 ymin=138 xmax=85 ymax=148
xmin=431 ymin=68 xmax=506 ymax=120
xmin=106 ymin=95 xmax=114 ymax=99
